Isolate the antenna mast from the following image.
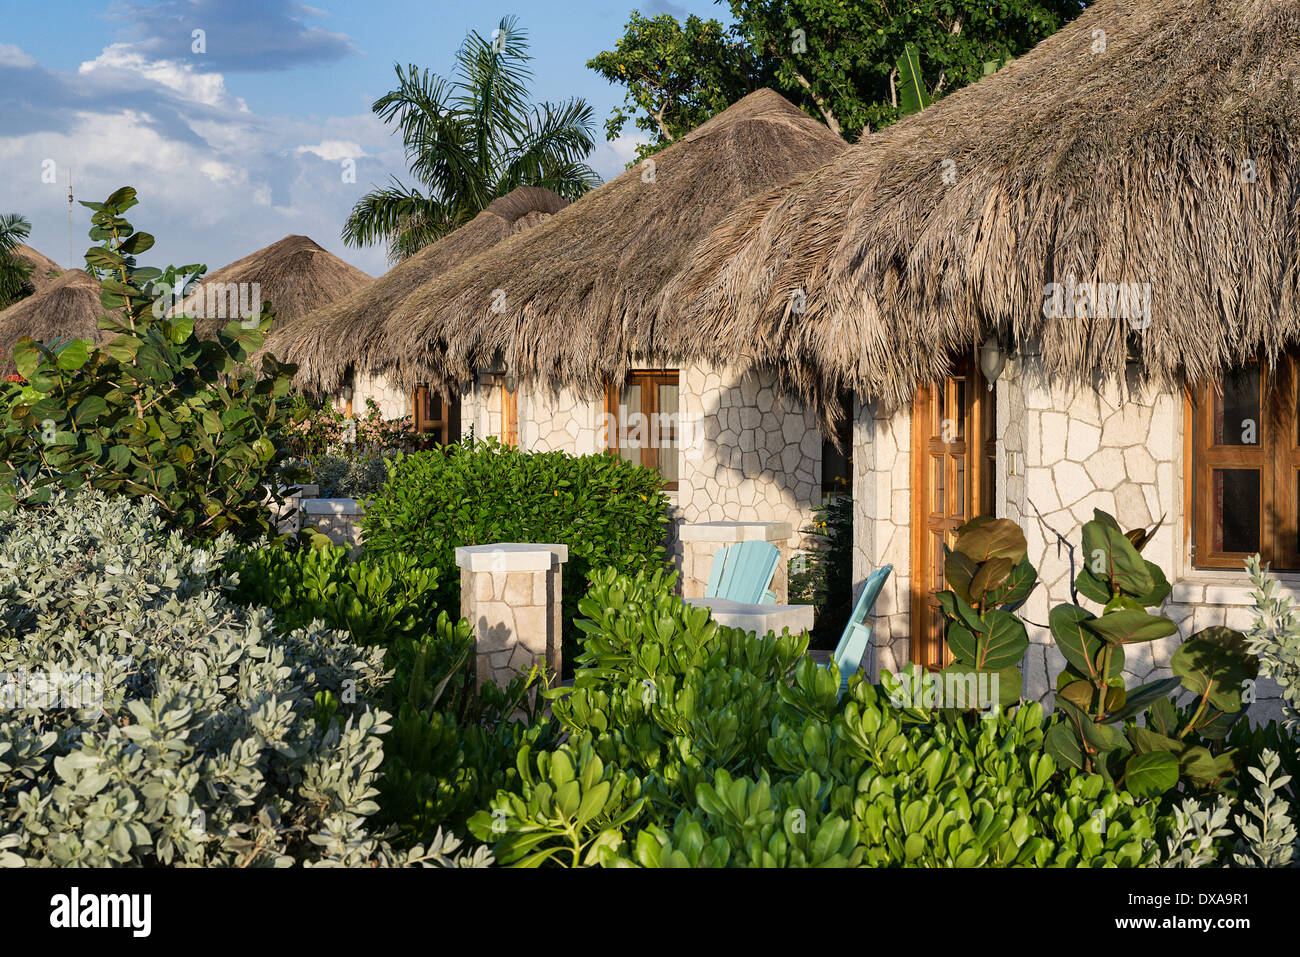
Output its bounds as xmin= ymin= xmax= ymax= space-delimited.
xmin=67 ymin=168 xmax=75 ymax=269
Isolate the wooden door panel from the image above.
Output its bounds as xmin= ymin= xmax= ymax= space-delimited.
xmin=910 ymin=354 xmax=995 ymax=670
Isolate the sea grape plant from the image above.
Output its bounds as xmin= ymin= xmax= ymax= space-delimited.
xmin=935 ymin=517 xmax=1039 ymax=708
xmin=0 ymin=186 xmax=297 ymax=540
xmin=1045 ymin=509 xmax=1257 ymax=796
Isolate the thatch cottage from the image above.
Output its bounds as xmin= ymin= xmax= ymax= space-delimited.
xmin=365 ymin=90 xmax=849 ymax=566
xmin=276 ymin=187 xmax=570 ymax=438
xmin=178 ymin=234 xmax=370 ymax=341
xmin=664 ymin=0 xmax=1300 ymax=710
xmin=0 ymin=268 xmax=102 ymax=373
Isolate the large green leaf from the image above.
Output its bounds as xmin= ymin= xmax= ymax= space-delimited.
xmin=1044 ymin=721 xmax=1085 ymax=771
xmin=969 ymin=557 xmax=1013 ymax=604
xmin=896 ymin=43 xmax=933 ymax=115
xmin=1048 ymin=604 xmax=1103 ymax=679
xmin=1082 ymin=518 xmax=1154 ymax=597
xmin=1171 ymin=627 xmax=1259 ymax=713
xmin=974 ymin=608 xmax=1028 ymax=671
xmin=1124 ymin=752 xmax=1179 ymax=798
xmin=942 ymin=546 xmax=978 ymax=604
xmin=1083 ymin=608 xmax=1177 ymax=645
xmin=1103 ymin=677 xmax=1183 ymax=723
xmin=955 ymin=518 xmax=1027 ymax=564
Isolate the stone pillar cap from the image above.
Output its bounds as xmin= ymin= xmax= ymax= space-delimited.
xmin=454 ymin=543 xmax=569 ymax=572
xmin=678 ymin=521 xmax=793 ymax=543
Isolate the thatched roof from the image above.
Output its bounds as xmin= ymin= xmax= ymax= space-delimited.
xmin=179 ymin=235 xmax=371 ymax=339
xmin=10 ymin=245 xmax=64 ymax=297
xmin=660 ymin=0 xmax=1300 ymax=414
xmin=375 ymin=88 xmax=848 ymax=392
xmin=273 ymin=186 xmax=569 ymax=394
xmin=0 ymin=268 xmax=103 ymax=373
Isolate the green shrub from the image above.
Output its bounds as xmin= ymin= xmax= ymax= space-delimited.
xmin=0 ymin=490 xmax=443 ymax=866
xmin=361 ymin=439 xmax=671 ymax=668
xmin=225 ymin=535 xmax=548 ymax=847
xmin=468 ymin=566 xmax=1168 ymax=867
xmin=0 ymin=187 xmax=297 ymax=540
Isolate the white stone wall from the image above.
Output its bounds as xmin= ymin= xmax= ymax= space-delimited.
xmin=461 ymin=375 xmax=504 ymax=442
xmin=852 ymin=396 xmax=912 ymax=680
xmin=678 ymin=361 xmax=823 ymax=552
xmin=518 ymin=382 xmax=603 ymax=455
xmin=352 ymin=372 xmax=409 ymax=421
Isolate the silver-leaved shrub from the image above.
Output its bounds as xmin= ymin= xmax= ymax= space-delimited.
xmin=0 ymin=489 xmax=483 ymax=866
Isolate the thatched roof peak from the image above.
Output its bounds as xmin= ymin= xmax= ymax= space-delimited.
xmin=661 ymin=0 xmax=1300 ymax=413
xmin=182 ymin=234 xmax=371 ymax=338
xmin=0 ymin=268 xmax=103 ymax=373
xmin=273 ymin=185 xmax=571 ymax=394
xmin=377 ymin=87 xmax=848 ymax=392
xmin=9 ymin=245 xmax=64 ymax=297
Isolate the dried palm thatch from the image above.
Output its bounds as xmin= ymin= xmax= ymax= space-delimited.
xmin=178 ymin=235 xmax=371 ymax=340
xmin=377 ymin=88 xmax=848 ymax=393
xmin=274 ymin=186 xmax=569 ymax=395
xmin=661 ymin=0 xmax=1300 ymax=415
xmin=0 ymin=268 xmax=103 ymax=373
xmin=10 ymin=245 xmax=64 ymax=297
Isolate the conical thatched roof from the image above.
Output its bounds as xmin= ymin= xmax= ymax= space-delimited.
xmin=0 ymin=268 xmax=103 ymax=373
xmin=274 ymin=186 xmax=569 ymax=394
xmin=9 ymin=245 xmax=64 ymax=297
xmin=179 ymin=235 xmax=371 ymax=339
xmin=377 ymin=88 xmax=848 ymax=392
xmin=660 ymin=0 xmax=1300 ymax=414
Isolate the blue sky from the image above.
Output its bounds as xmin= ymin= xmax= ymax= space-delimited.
xmin=0 ymin=0 xmax=728 ymax=277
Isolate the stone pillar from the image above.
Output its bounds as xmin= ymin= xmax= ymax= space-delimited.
xmin=454 ymin=543 xmax=568 ymax=689
xmin=678 ymin=521 xmax=793 ymax=603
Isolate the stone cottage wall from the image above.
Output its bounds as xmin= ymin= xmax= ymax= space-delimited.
xmin=851 ymin=396 xmax=912 ymax=680
xmin=517 ymin=383 xmax=603 ymax=455
xmin=677 ymin=361 xmax=823 ymax=552
xmin=460 ymin=375 xmax=504 ymax=442
xmin=852 ymin=348 xmax=1288 ymax=722
xmin=352 ymin=372 xmax=409 ymax=421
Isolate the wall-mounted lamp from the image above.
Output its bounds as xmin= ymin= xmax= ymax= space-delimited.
xmin=979 ymin=335 xmax=1010 ymax=390
xmin=503 ymin=373 xmax=518 ymax=395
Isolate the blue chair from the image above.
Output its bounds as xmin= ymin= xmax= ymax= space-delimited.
xmin=704 ymin=541 xmax=781 ymax=605
xmin=830 ymin=564 xmax=893 ymax=697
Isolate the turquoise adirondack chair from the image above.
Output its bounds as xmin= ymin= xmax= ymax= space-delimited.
xmin=704 ymin=541 xmax=781 ymax=605
xmin=830 ymin=564 xmax=893 ymax=697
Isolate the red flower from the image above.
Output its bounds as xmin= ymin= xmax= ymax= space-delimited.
xmin=3 ymin=374 xmax=25 ymax=384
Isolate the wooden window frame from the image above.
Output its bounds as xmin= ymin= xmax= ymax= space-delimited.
xmin=1191 ymin=357 xmax=1300 ymax=570
xmin=501 ymin=380 xmax=518 ymax=448
xmin=410 ymin=384 xmax=461 ymax=445
xmin=606 ymin=370 xmax=679 ymax=490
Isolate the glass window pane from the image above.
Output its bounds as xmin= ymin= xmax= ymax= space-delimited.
xmin=955 ymin=457 xmax=966 ymax=519
xmin=1212 ymin=469 xmax=1260 ymax=553
xmin=1214 ymin=367 xmax=1260 ymax=446
xmin=931 ymin=456 xmax=945 ymax=515
xmin=932 ymin=532 xmax=944 ymax=590
xmin=954 ymin=377 xmax=967 ymax=439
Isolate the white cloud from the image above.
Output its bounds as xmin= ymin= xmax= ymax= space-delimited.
xmin=0 ymin=43 xmax=37 ymax=68
xmin=590 ymin=133 xmax=650 ymax=182
xmin=78 ymin=44 xmax=248 ymax=112
xmin=296 ymin=140 xmax=366 ymax=162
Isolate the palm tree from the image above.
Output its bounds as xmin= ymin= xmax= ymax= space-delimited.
xmin=344 ymin=17 xmax=600 ymax=261
xmin=0 ymin=213 xmax=34 ymax=310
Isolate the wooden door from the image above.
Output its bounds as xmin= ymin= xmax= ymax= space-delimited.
xmin=910 ymin=353 xmax=996 ymax=670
